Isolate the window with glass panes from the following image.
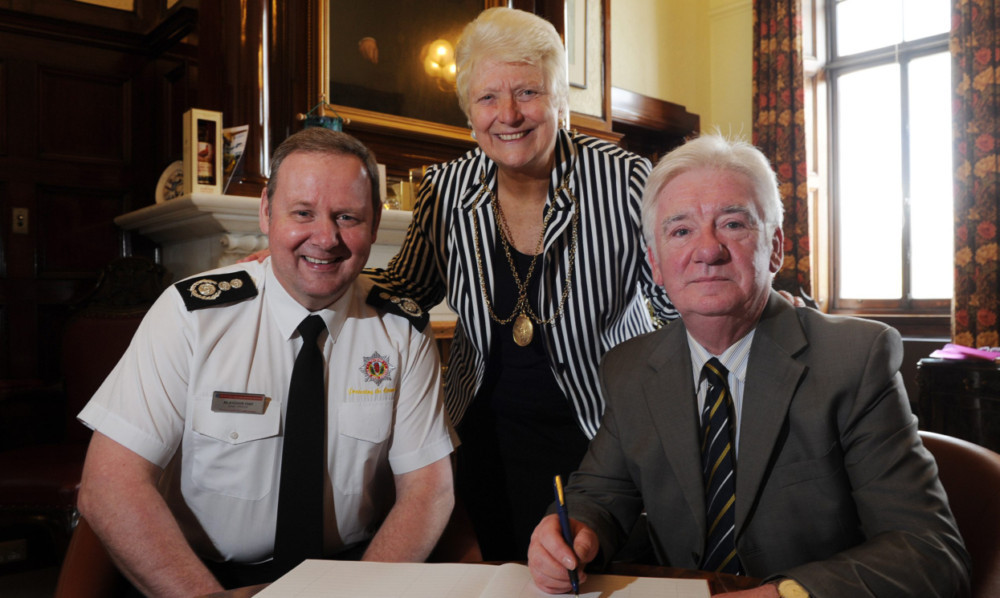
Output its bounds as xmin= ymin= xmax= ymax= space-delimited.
xmin=828 ymin=0 xmax=952 ymax=311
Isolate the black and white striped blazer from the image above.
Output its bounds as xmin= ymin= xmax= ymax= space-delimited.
xmin=366 ymin=130 xmax=677 ymax=438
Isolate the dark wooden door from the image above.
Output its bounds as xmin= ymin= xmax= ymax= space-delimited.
xmin=0 ymin=3 xmax=196 ymax=383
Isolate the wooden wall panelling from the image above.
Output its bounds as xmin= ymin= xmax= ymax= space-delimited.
xmin=129 ymin=50 xmax=197 ymax=227
xmin=0 ymin=178 xmax=7 ymax=379
xmin=0 ymin=181 xmax=7 ymax=279
xmin=34 ymin=63 xmax=134 ymax=279
xmin=0 ymin=3 xmax=197 ymax=380
xmin=337 ymin=111 xmax=477 ymax=180
xmin=0 ymin=59 xmax=6 ymax=157
xmin=38 ymin=68 xmax=130 ymax=165
xmin=0 ymin=60 xmax=6 ymax=289
xmin=201 ymin=0 xmax=619 ymax=184
xmin=0 ymin=304 xmax=6 ymax=384
xmin=0 ymin=0 xmax=162 ymax=33
xmin=610 ymin=86 xmax=700 ymax=163
xmin=197 ymin=0 xmax=273 ymax=197
xmin=37 ymin=186 xmax=123 ymax=276
xmin=269 ymin=0 xmax=313 ymax=158
xmin=509 ymin=0 xmax=565 ymax=33
xmin=2 ymin=44 xmax=43 ymax=379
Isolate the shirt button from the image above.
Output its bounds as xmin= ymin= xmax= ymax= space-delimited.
xmin=230 ymin=432 xmax=239 ymax=440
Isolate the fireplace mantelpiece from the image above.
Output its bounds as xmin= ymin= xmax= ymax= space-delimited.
xmin=115 ymin=194 xmax=452 ymax=321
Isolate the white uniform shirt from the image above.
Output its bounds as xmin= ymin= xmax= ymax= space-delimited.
xmin=79 ymin=259 xmax=455 ymax=563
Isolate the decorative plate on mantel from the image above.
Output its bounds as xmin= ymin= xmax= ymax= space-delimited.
xmin=155 ymin=160 xmax=185 ymax=204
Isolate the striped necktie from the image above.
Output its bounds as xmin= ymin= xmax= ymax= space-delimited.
xmin=274 ymin=315 xmax=327 ymax=573
xmin=699 ymin=357 xmax=742 ymax=575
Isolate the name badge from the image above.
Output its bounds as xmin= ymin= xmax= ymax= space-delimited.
xmin=212 ymin=391 xmax=268 ymax=414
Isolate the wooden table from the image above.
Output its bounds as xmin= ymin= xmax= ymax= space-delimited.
xmin=603 ymin=562 xmax=761 ymax=594
xmin=198 ymin=561 xmax=762 ymax=597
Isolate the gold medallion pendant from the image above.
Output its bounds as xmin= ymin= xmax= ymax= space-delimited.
xmin=471 ymin=169 xmax=578 ymax=350
xmin=513 ymin=313 xmax=534 ymax=346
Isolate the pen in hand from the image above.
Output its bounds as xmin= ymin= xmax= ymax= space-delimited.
xmin=553 ymin=474 xmax=580 ymax=597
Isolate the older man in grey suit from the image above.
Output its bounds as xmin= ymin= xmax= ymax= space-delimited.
xmin=527 ymin=134 xmax=970 ymax=597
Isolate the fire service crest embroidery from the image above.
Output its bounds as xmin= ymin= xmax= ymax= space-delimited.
xmin=359 ymin=351 xmax=395 ymax=386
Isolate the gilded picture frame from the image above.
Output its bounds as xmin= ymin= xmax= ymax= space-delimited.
xmin=318 ymin=0 xmax=506 ymax=139
xmin=567 ymin=0 xmax=586 ymax=88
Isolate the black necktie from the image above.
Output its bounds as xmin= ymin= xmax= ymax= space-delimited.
xmin=274 ymin=315 xmax=326 ymax=572
xmin=699 ymin=358 xmax=742 ymax=575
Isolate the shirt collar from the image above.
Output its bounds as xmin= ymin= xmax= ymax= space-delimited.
xmin=687 ymin=328 xmax=756 ymax=386
xmin=263 ymin=258 xmax=354 ymax=343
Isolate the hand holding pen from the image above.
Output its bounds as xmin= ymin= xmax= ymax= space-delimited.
xmin=527 ymin=479 xmax=599 ymax=594
xmin=553 ymin=475 xmax=581 ymax=597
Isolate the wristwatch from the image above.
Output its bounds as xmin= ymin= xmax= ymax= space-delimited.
xmin=777 ymin=579 xmax=810 ymax=598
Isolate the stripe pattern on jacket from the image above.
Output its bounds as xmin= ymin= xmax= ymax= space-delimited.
xmin=366 ymin=129 xmax=678 ymax=438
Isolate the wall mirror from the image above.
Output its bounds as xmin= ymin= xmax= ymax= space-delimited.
xmin=314 ymin=0 xmax=611 ymax=155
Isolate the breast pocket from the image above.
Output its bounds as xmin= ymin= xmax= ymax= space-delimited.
xmin=334 ymin=399 xmax=394 ymax=495
xmin=190 ymin=395 xmax=282 ymax=500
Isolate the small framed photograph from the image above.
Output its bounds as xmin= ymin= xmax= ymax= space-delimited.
xmin=222 ymin=125 xmax=250 ymax=194
xmin=183 ymin=108 xmax=223 ymax=195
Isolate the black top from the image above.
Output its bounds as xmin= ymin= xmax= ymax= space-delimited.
xmin=364 ymin=130 xmax=673 ymax=439
xmin=455 ymin=241 xmax=590 ymax=561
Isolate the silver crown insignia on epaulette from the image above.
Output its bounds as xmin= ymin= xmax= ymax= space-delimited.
xmin=379 ymin=292 xmax=423 ymax=317
xmin=189 ymin=277 xmax=245 ymax=301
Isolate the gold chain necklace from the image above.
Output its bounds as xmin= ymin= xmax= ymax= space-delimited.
xmin=471 ymin=169 xmax=578 ymax=346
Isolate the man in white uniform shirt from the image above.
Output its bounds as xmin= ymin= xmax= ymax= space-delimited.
xmin=77 ymin=128 xmax=456 ymax=597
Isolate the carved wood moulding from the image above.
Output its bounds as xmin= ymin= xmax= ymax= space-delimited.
xmin=610 ymin=86 xmax=700 ymax=161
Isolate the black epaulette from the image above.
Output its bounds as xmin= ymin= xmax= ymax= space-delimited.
xmin=366 ymin=285 xmax=429 ymax=332
xmin=174 ymin=271 xmax=258 ymax=311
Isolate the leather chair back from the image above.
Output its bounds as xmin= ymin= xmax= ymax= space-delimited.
xmin=53 ymin=517 xmax=125 ymax=598
xmin=0 ymin=257 xmax=167 ymax=576
xmin=61 ymin=256 xmax=168 ymax=443
xmin=920 ymin=430 xmax=1000 ymax=598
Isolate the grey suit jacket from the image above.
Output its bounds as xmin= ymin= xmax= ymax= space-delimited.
xmin=568 ymin=292 xmax=970 ymax=597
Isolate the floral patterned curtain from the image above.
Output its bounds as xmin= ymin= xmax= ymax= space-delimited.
xmin=752 ymin=0 xmax=811 ymax=299
xmin=952 ymin=0 xmax=1000 ymax=347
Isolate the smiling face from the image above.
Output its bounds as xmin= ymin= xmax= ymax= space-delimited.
xmin=649 ymin=167 xmax=783 ymax=331
xmin=467 ymin=60 xmax=559 ymax=179
xmin=259 ymin=151 xmax=379 ymax=311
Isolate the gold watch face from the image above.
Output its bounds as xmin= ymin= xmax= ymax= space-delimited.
xmin=778 ymin=579 xmax=810 ymax=598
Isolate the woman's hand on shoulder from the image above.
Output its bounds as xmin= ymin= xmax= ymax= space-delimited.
xmin=777 ymin=290 xmax=806 ymax=308
xmin=238 ymin=249 xmax=270 ymax=263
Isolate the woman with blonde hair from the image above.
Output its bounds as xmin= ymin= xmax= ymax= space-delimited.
xmin=245 ymin=7 xmax=676 ymax=559
xmin=367 ymin=7 xmax=676 ymax=559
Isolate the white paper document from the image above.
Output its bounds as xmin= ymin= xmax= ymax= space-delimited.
xmin=254 ymin=560 xmax=711 ymax=598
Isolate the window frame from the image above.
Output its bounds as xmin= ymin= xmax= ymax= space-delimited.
xmin=820 ymin=1 xmax=951 ymax=331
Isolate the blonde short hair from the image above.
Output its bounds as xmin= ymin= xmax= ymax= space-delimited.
xmin=455 ymin=7 xmax=569 ymax=124
xmin=641 ymin=134 xmax=783 ymax=252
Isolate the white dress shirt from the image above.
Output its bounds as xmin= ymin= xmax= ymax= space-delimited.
xmin=79 ymin=259 xmax=455 ymax=562
xmin=687 ymin=330 xmax=755 ymax=455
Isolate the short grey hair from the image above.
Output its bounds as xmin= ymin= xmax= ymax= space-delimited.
xmin=266 ymin=127 xmax=381 ymax=216
xmin=455 ymin=7 xmax=569 ymax=125
xmin=641 ymin=134 xmax=783 ymax=250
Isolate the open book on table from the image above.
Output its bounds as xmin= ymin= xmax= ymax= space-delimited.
xmin=254 ymin=559 xmax=711 ymax=598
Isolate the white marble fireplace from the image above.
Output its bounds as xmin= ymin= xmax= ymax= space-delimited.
xmin=115 ymin=194 xmax=454 ymax=321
